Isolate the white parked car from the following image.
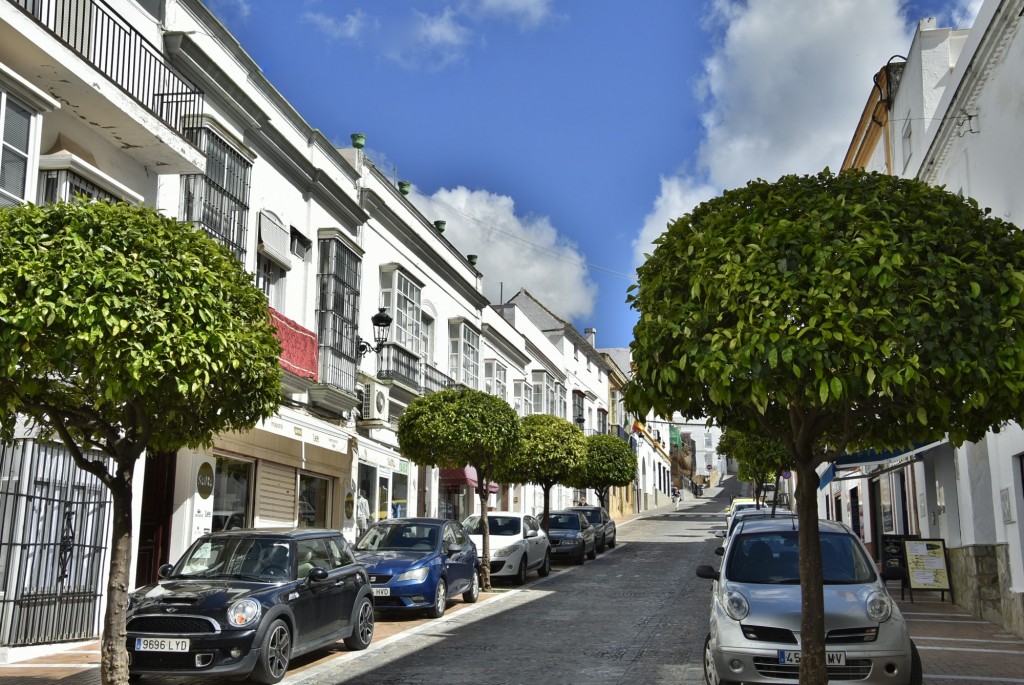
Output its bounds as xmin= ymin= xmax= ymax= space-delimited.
xmin=463 ymin=512 xmax=551 ymax=585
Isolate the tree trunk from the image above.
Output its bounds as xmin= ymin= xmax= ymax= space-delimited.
xmin=596 ymin=487 xmax=608 ymax=510
xmin=540 ymin=483 xmax=553 ymax=532
xmin=477 ymin=486 xmax=491 ymax=590
xmin=795 ymin=461 xmax=827 ymax=685
xmin=100 ymin=465 xmax=134 ymax=685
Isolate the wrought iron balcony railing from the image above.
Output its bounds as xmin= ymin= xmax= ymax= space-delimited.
xmin=421 ymin=363 xmax=460 ymax=396
xmin=9 ymin=0 xmax=203 ymax=140
xmin=377 ymin=343 xmax=420 ymax=390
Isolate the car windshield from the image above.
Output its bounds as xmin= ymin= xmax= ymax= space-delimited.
xmin=172 ymin=536 xmax=292 ymax=581
xmin=547 ymin=514 xmax=580 ymax=530
xmin=725 ymin=530 xmax=876 ymax=585
xmin=355 ymin=523 xmax=439 ymax=552
xmin=463 ymin=516 xmax=521 ymax=536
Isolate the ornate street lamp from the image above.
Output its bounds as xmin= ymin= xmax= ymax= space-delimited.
xmin=356 ymin=308 xmax=393 ymax=358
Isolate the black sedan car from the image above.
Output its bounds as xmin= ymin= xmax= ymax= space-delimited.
xmin=568 ymin=505 xmax=617 ymax=552
xmin=126 ymin=528 xmax=374 ymax=684
xmin=546 ymin=510 xmax=596 ymax=564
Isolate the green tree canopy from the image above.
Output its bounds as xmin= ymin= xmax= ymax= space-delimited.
xmin=509 ymin=414 xmax=586 ymax=530
xmin=717 ymin=427 xmax=792 ymax=505
xmin=626 ymin=168 xmax=1024 ymax=684
xmin=569 ymin=433 xmax=636 ymax=509
xmin=0 ymin=200 xmax=282 ymax=683
xmin=396 ymin=386 xmax=520 ymax=588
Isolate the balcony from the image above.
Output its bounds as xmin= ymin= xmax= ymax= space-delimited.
xmin=421 ymin=363 xmax=460 ymax=396
xmin=377 ymin=343 xmax=420 ymax=391
xmin=2 ymin=0 xmax=205 ymax=173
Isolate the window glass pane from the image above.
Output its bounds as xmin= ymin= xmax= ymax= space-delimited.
xmin=3 ymin=98 xmax=31 ymax=151
xmin=212 ymin=456 xmax=253 ymax=531
xmin=0 ymin=148 xmax=27 ymax=198
xmin=299 ymin=474 xmax=330 ymax=528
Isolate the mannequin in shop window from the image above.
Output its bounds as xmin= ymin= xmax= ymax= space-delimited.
xmin=356 ymin=489 xmax=371 ymax=538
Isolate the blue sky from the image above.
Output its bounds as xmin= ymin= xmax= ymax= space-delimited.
xmin=206 ymin=0 xmax=980 ymax=349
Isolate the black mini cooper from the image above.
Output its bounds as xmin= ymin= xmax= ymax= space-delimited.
xmin=126 ymin=528 xmax=374 ymax=684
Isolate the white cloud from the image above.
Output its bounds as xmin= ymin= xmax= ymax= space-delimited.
xmin=633 ymin=176 xmax=717 ymax=267
xmin=414 ymin=7 xmax=471 ymax=48
xmin=472 ymin=0 xmax=556 ymax=29
xmin=207 ymin=0 xmax=250 ymax=19
xmin=410 ymin=186 xmax=598 ymax=319
xmin=632 ymin=0 xmax=917 ymax=265
xmin=302 ymin=10 xmax=367 ymax=41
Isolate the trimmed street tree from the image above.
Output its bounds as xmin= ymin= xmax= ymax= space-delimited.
xmin=626 ymin=168 xmax=1024 ymax=685
xmin=510 ymin=414 xmax=586 ymax=531
xmin=0 ymin=200 xmax=283 ymax=685
xmin=570 ymin=433 xmax=636 ymax=510
xmin=717 ymin=427 xmax=792 ymax=508
xmin=396 ymin=386 xmax=521 ymax=590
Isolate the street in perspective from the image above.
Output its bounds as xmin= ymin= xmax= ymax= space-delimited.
xmin=5 ymin=480 xmax=1024 ymax=685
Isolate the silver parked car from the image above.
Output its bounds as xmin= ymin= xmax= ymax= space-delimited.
xmin=696 ymin=518 xmax=922 ymax=685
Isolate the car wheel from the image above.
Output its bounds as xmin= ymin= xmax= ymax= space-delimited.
xmin=426 ymin=578 xmax=448 ymax=618
xmin=513 ymin=554 xmax=528 ymax=585
xmin=343 ymin=596 xmax=374 ymax=651
xmin=251 ymin=619 xmax=291 ymax=684
xmin=703 ymin=632 xmax=738 ymax=685
xmin=909 ymin=641 xmax=923 ymax=685
xmin=575 ymin=545 xmax=586 ymax=565
xmin=537 ymin=550 xmax=551 ymax=577
xmin=587 ymin=543 xmax=597 ymax=560
xmin=597 ymin=533 xmax=606 ymax=554
xmin=608 ymin=532 xmax=616 ymax=548
xmin=463 ymin=570 xmax=481 ymax=603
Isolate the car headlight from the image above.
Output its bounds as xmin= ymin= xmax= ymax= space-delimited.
xmin=395 ymin=566 xmax=430 ymax=583
xmin=723 ymin=590 xmax=749 ymax=621
xmin=865 ymin=591 xmax=892 ymax=622
xmin=492 ymin=543 xmax=523 ymax=558
xmin=227 ymin=598 xmax=261 ymax=627
xmin=561 ymin=538 xmax=581 ymax=545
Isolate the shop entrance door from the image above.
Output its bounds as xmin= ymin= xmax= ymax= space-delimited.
xmin=377 ymin=475 xmax=391 ymax=522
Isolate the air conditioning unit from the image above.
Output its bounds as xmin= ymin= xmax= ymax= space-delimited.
xmin=361 ymin=381 xmax=390 ymax=424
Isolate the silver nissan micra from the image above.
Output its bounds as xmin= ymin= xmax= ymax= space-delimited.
xmin=696 ymin=517 xmax=922 ymax=685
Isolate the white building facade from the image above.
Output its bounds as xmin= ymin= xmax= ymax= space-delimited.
xmin=830 ymin=0 xmax=1024 ymax=637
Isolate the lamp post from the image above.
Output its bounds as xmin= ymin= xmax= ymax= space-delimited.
xmin=356 ymin=308 xmax=393 ymax=358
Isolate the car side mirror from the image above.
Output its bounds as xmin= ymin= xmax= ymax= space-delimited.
xmin=157 ymin=563 xmax=174 ymax=579
xmin=447 ymin=542 xmax=464 ymax=554
xmin=308 ymin=567 xmax=329 ymax=583
xmin=715 ymin=547 xmax=724 ymax=556
xmin=696 ymin=565 xmax=719 ymax=579
xmin=525 ymin=529 xmax=538 ymax=539
xmin=714 ymin=531 xmax=726 ymax=538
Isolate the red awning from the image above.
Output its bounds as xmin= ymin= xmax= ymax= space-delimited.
xmin=438 ymin=467 xmax=499 ymax=493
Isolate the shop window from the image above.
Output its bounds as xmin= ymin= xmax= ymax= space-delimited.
xmin=298 ymin=473 xmax=330 ymax=528
xmin=212 ymin=456 xmax=253 ymax=531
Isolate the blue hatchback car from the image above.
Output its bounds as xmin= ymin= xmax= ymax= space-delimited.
xmin=353 ymin=518 xmax=480 ymax=618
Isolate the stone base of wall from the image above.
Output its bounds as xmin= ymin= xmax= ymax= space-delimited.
xmin=948 ymin=544 xmax=1024 ymax=639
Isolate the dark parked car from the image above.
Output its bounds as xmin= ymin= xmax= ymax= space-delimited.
xmin=546 ymin=510 xmax=596 ymax=564
xmin=354 ymin=518 xmax=480 ymax=618
xmin=568 ymin=505 xmax=617 ymax=552
xmin=126 ymin=528 xmax=374 ymax=684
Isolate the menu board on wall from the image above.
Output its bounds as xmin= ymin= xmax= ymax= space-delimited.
xmin=903 ymin=538 xmax=951 ymax=590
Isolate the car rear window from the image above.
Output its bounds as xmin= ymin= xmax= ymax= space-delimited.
xmin=548 ymin=514 xmax=580 ymax=530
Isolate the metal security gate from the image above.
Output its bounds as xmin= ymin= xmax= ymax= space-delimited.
xmin=0 ymin=439 xmax=112 ymax=647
